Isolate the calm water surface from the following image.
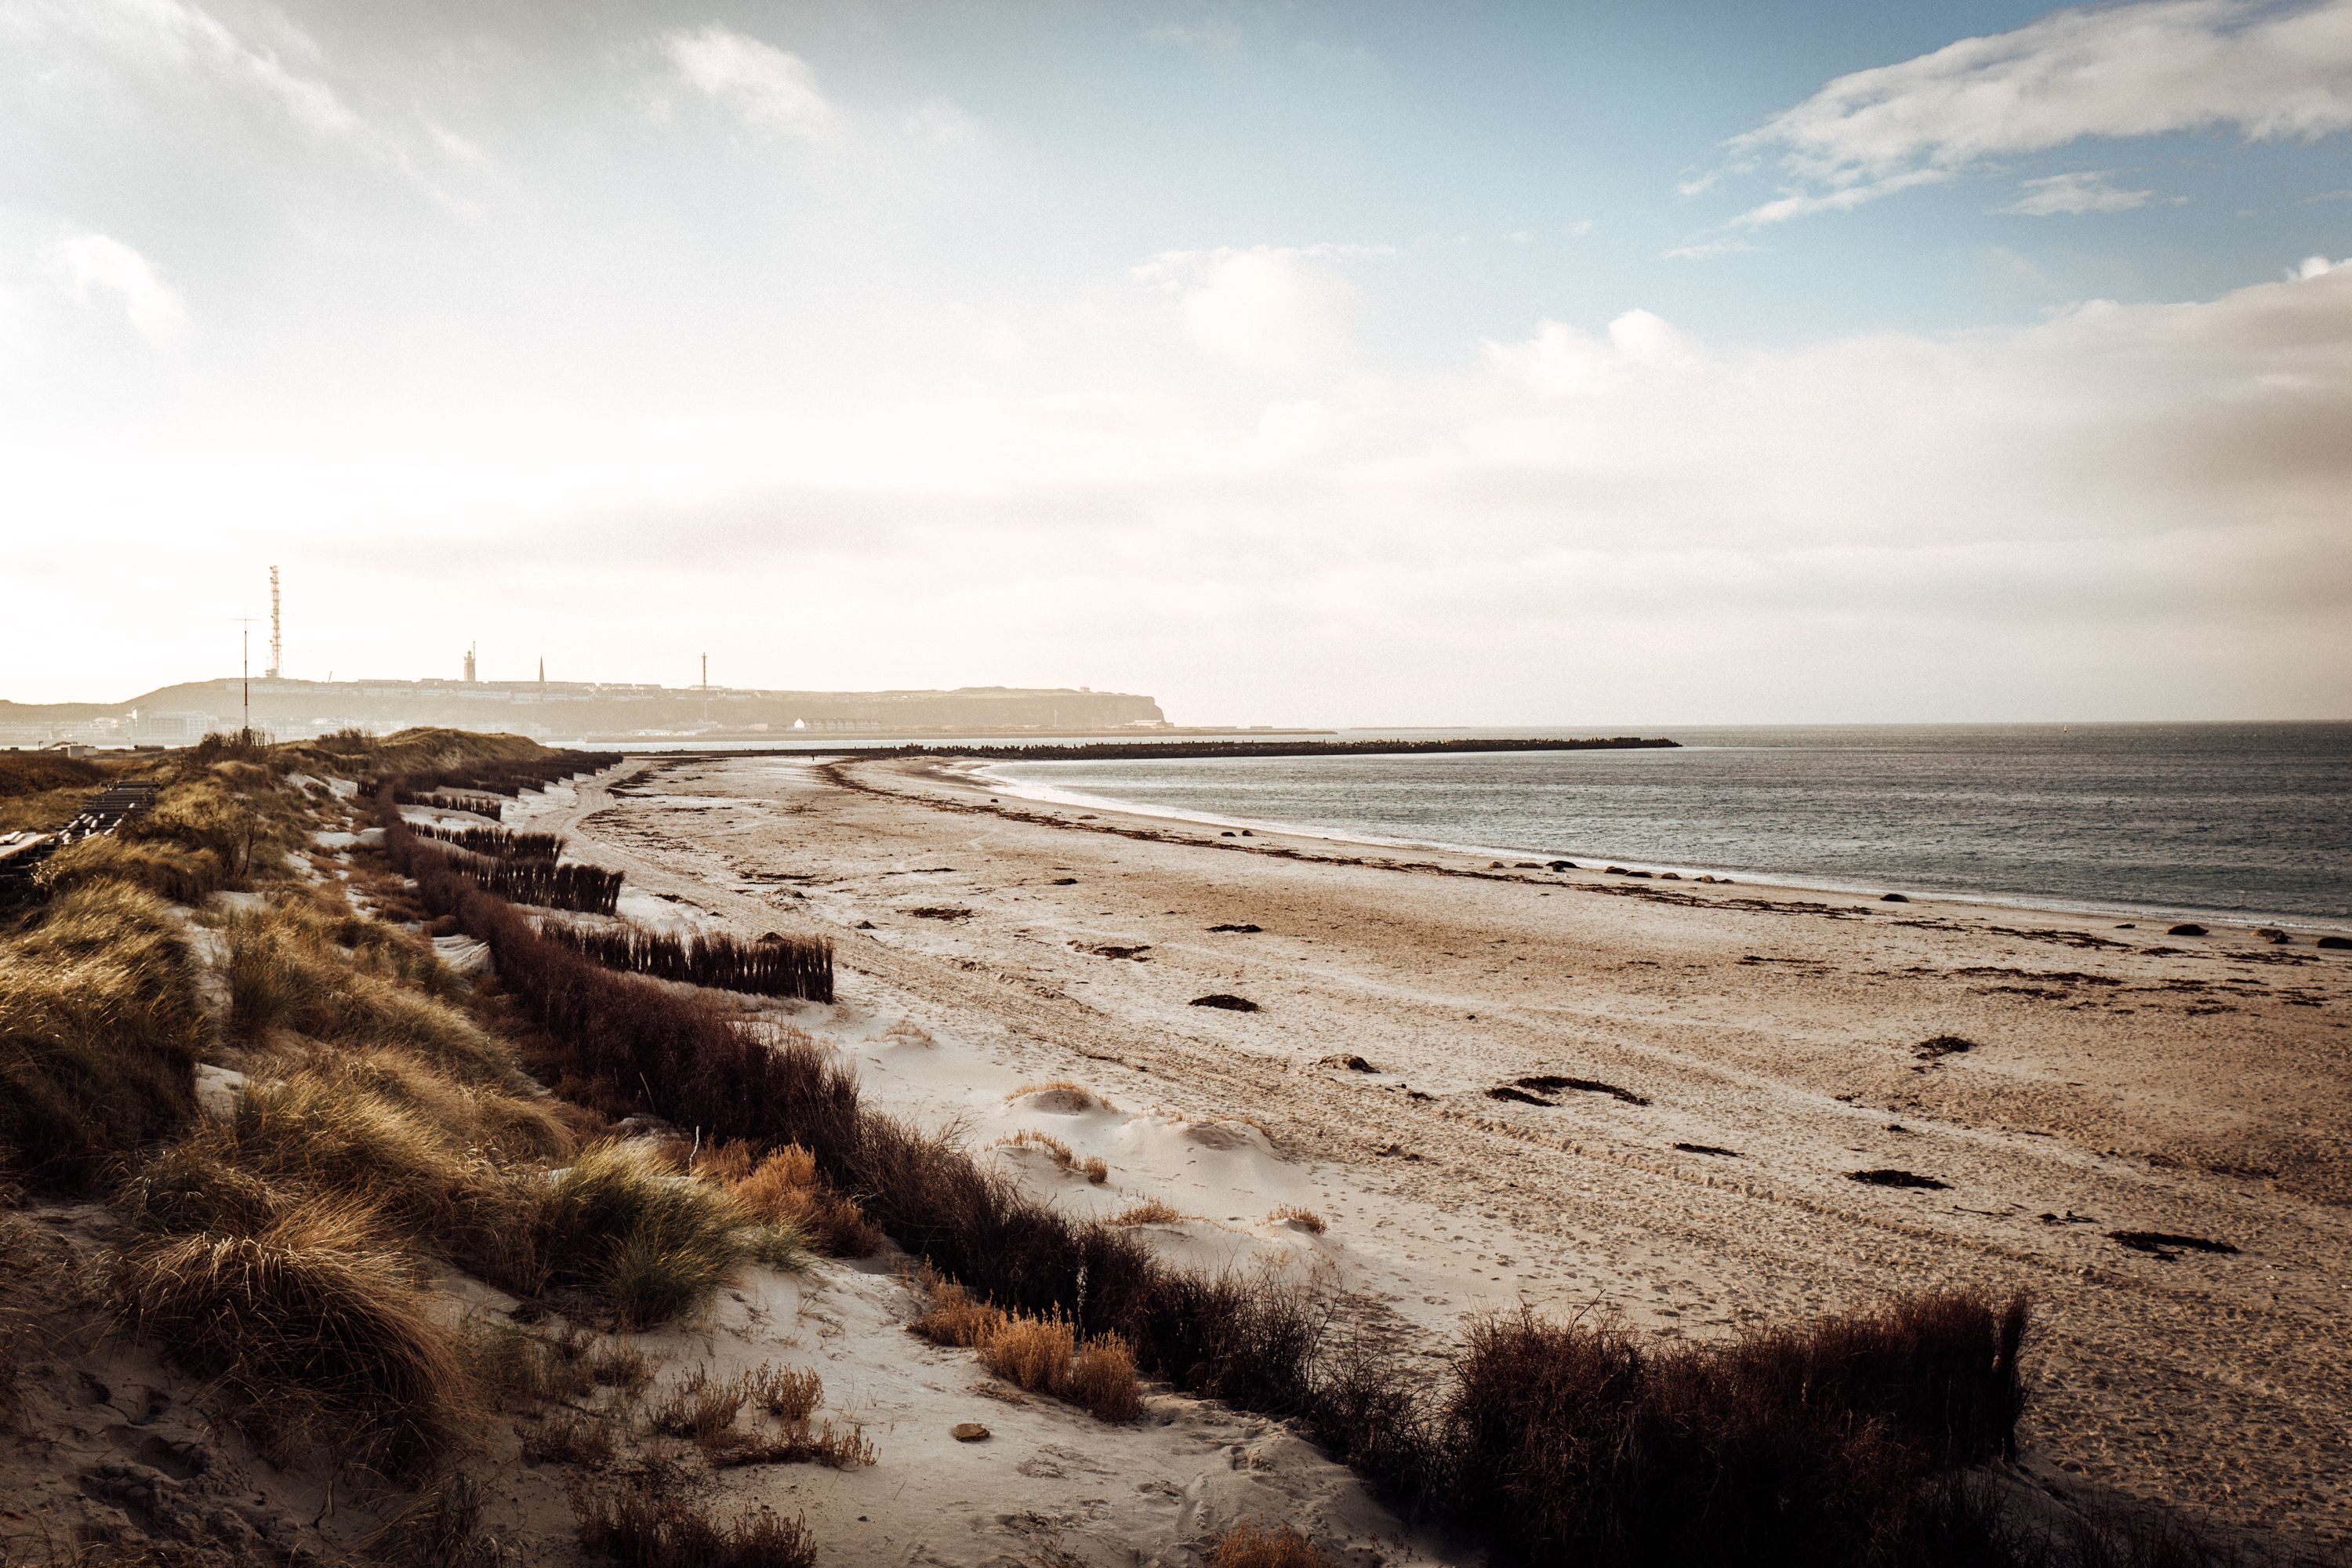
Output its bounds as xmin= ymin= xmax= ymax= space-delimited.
xmin=983 ymin=724 xmax=2352 ymax=927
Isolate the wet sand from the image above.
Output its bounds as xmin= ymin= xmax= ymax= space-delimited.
xmin=528 ymin=753 xmax=2352 ymax=1550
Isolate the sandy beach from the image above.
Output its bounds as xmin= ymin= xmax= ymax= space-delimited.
xmin=517 ymin=752 xmax=2352 ymax=1552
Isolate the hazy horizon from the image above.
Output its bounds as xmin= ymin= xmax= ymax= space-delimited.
xmin=4 ymin=0 xmax=2348 ymax=727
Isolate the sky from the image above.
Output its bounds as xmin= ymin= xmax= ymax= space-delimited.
xmin=1 ymin=0 xmax=2347 ymax=725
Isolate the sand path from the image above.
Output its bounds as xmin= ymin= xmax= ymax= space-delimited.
xmin=520 ymin=753 xmax=2352 ymax=1551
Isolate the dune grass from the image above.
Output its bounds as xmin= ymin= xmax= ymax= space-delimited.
xmin=108 ymin=1196 xmax=475 ymax=1479
xmin=995 ymin=1127 xmax=1109 ymax=1183
xmin=536 ymin=1142 xmax=781 ymax=1327
xmin=0 ymin=750 xmax=117 ymax=835
xmin=34 ymin=833 xmax=227 ymax=905
xmin=0 ymin=880 xmax=202 ymax=1192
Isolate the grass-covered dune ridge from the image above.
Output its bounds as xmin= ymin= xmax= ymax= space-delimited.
xmin=2 ymin=728 xmax=839 ymax=1557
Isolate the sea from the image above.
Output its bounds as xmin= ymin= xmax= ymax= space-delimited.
xmin=976 ymin=724 xmax=2352 ymax=931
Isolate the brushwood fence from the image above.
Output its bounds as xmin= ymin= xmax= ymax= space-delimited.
xmin=373 ymin=780 xmax=2038 ymax=1567
xmin=395 ymin=789 xmax=506 ymax=821
xmin=423 ymin=843 xmax=620 ymax=914
xmin=416 ymin=823 xmax=562 ymax=861
xmin=542 ymin=920 xmax=833 ymax=1004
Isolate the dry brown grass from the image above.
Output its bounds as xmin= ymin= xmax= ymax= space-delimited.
xmin=995 ymin=1128 xmax=1109 ymax=1183
xmin=34 ymin=833 xmax=227 ymax=905
xmin=0 ymin=880 xmax=202 ymax=1193
xmin=650 ymin=1363 xmax=872 ymax=1469
xmin=1208 ymin=1520 xmax=1334 ymax=1568
xmin=223 ymin=898 xmax=518 ymax=1087
xmin=742 ymin=1362 xmax=823 ymax=1422
xmin=650 ymin=1366 xmax=747 ymax=1442
xmin=107 ymin=1196 xmax=475 ymax=1478
xmin=1268 ymin=1204 xmax=1327 ymax=1234
xmin=0 ymin=750 xmax=122 ymax=835
xmin=521 ymin=1409 xmax=616 ymax=1468
xmin=1109 ymin=1198 xmax=1192 ymax=1226
xmin=910 ymin=1279 xmax=1141 ymax=1421
xmin=572 ymin=1475 xmax=815 ymax=1568
xmin=1006 ymin=1079 xmax=1112 ymax=1112
xmin=713 ymin=1141 xmax=884 ymax=1257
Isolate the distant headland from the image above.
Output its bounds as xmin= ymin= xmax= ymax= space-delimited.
xmin=0 ymin=677 xmax=1171 ymax=748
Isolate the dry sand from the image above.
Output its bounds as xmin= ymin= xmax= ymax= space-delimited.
xmin=512 ymin=752 xmax=2352 ymax=1555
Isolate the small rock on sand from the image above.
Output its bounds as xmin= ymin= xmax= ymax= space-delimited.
xmin=2167 ymin=923 xmax=2208 ymax=937
xmin=2318 ymin=935 xmax=2351 ymax=950
xmin=1881 ymin=892 xmax=1909 ymax=902
xmin=952 ymin=1422 xmax=991 ymax=1442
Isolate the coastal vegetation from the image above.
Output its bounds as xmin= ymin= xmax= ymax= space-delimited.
xmin=0 ymin=729 xmax=839 ymax=1562
xmin=0 ymin=724 xmax=2258 ymax=1565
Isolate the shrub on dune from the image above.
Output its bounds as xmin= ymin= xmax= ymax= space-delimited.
xmin=0 ymin=881 xmax=202 ymax=1192
xmin=911 ymin=1279 xmax=1141 ymax=1421
xmin=1443 ymin=1291 xmax=2031 ymax=1566
xmin=713 ymin=1142 xmax=882 ymax=1258
xmin=108 ymin=1197 xmax=474 ymax=1478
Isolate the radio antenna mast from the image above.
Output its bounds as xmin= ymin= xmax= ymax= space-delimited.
xmin=229 ymin=617 xmax=259 ymax=742
xmin=267 ymin=567 xmax=282 ymax=679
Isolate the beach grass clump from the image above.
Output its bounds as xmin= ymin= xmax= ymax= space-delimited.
xmin=911 ymin=1279 xmax=1141 ymax=1421
xmin=107 ymin=1196 xmax=476 ymax=1478
xmin=1109 ymin=1198 xmax=1192 ymax=1226
xmin=0 ymin=880 xmax=202 ymax=1193
xmin=466 ymin=1316 xmax=598 ymax=1410
xmin=1209 ymin=1520 xmax=1335 ymax=1568
xmin=1268 ymin=1203 xmax=1326 ymax=1233
xmin=365 ymin=1472 xmax=514 ymax=1568
xmin=1442 ymin=1290 xmax=2031 ymax=1566
xmin=1007 ymin=1079 xmax=1112 ymax=1112
xmin=535 ymin=1141 xmax=771 ymax=1327
xmin=995 ymin=1127 xmax=1109 ymax=1183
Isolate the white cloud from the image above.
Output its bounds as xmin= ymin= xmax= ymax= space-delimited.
xmin=44 ymin=232 xmax=185 ymax=339
xmin=2000 ymin=170 xmax=2161 ymax=215
xmin=1133 ymin=245 xmax=1363 ymax=372
xmin=1731 ymin=168 xmax=1951 ymax=228
xmin=9 ymin=0 xmax=469 ymax=202
xmin=1721 ymin=0 xmax=2352 ymax=224
xmin=2297 ymin=253 xmax=2347 ymax=276
xmin=662 ymin=24 xmax=836 ymax=136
